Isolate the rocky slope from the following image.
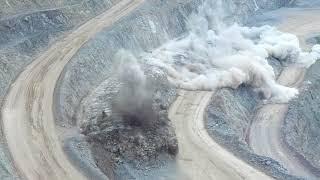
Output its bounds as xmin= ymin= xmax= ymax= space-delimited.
xmin=56 ymin=0 xmax=292 ymax=129
xmin=0 ymin=0 xmax=294 ymax=179
xmin=0 ymin=1 xmax=120 ymax=179
xmin=284 ymin=60 xmax=320 ymax=171
xmin=55 ymin=0 xmax=293 ymax=178
xmin=80 ymin=62 xmax=178 ymax=178
xmin=206 ymin=2 xmax=320 ymax=179
xmin=205 ymin=85 xmax=299 ymax=179
xmin=0 ymin=0 xmax=121 ymax=104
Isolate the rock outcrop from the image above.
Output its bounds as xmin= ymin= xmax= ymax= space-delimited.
xmin=55 ymin=0 xmax=292 ymax=178
xmin=0 ymin=0 xmax=293 ymax=179
xmin=0 ymin=1 xmax=120 ymax=179
xmin=206 ymin=85 xmax=299 ymax=179
xmin=284 ymin=61 xmax=320 ymax=172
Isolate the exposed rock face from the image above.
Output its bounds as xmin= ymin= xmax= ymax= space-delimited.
xmin=54 ymin=0 xmax=292 ymax=178
xmin=56 ymin=0 xmax=201 ymax=126
xmin=206 ymin=85 xmax=259 ymax=143
xmin=284 ymin=61 xmax=320 ymax=171
xmin=307 ymin=35 xmax=320 ymax=46
xmin=0 ymin=0 xmax=118 ymax=17
xmin=206 ymin=85 xmax=299 ymax=180
xmin=56 ymin=0 xmax=292 ymax=128
xmin=295 ymin=0 xmax=320 ymax=7
xmin=0 ymin=1 xmax=120 ymax=179
xmin=0 ymin=0 xmax=120 ymax=104
xmin=80 ymin=67 xmax=177 ymax=178
xmin=0 ymin=0 xmax=293 ymax=179
xmin=55 ymin=1 xmax=201 ymax=176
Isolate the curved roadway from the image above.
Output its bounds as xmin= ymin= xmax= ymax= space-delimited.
xmin=2 ymin=2 xmax=319 ymax=180
xmin=169 ymin=7 xmax=320 ymax=180
xmin=169 ymin=90 xmax=271 ymax=180
xmin=1 ymin=0 xmax=143 ymax=179
xmin=249 ymin=8 xmax=320 ymax=179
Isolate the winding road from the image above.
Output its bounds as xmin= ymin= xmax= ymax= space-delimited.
xmin=169 ymin=7 xmax=320 ymax=180
xmin=169 ymin=90 xmax=271 ymax=180
xmin=2 ymin=1 xmax=319 ymax=180
xmin=249 ymin=8 xmax=320 ymax=179
xmin=0 ymin=0 xmax=144 ymax=179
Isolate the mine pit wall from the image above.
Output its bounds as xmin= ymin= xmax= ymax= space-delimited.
xmin=54 ymin=0 xmax=290 ymax=177
xmin=56 ymin=0 xmax=291 ymax=127
xmin=284 ymin=60 xmax=320 ymax=172
xmin=0 ymin=0 xmax=121 ymax=104
xmin=0 ymin=0 xmax=291 ymax=179
xmin=55 ymin=0 xmax=200 ymax=126
xmin=0 ymin=0 xmax=120 ymax=179
xmin=55 ymin=0 xmax=291 ymax=175
xmin=205 ymin=86 xmax=300 ymax=180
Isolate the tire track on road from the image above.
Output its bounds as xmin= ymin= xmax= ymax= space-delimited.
xmin=1 ymin=0 xmax=144 ymax=179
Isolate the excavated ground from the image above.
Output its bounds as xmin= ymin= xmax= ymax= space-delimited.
xmin=1 ymin=0 xmax=313 ymax=180
xmin=206 ymin=3 xmax=320 ymax=180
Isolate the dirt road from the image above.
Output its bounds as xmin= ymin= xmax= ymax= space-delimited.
xmin=0 ymin=0 xmax=144 ymax=179
xmin=169 ymin=90 xmax=272 ymax=180
xmin=249 ymin=8 xmax=320 ymax=179
xmin=276 ymin=8 xmax=320 ymax=50
xmin=169 ymin=7 xmax=320 ymax=180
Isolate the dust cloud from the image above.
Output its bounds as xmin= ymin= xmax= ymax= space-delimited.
xmin=112 ymin=50 xmax=156 ymax=127
xmin=118 ymin=0 xmax=320 ymax=103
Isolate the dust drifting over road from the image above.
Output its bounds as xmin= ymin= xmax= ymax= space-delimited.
xmin=250 ymin=8 xmax=320 ymax=179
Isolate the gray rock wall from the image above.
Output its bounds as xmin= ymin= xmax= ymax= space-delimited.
xmin=205 ymin=86 xmax=298 ymax=180
xmin=206 ymin=86 xmax=259 ymax=143
xmin=56 ymin=0 xmax=201 ymax=125
xmin=55 ymin=0 xmax=291 ymax=176
xmin=56 ymin=0 xmax=291 ymax=127
xmin=0 ymin=0 xmax=292 ymax=178
xmin=0 ymin=0 xmax=120 ymax=179
xmin=284 ymin=61 xmax=320 ymax=171
xmin=0 ymin=0 xmax=120 ymax=104
xmin=54 ymin=0 xmax=291 ymax=175
xmin=0 ymin=0 xmax=119 ymax=18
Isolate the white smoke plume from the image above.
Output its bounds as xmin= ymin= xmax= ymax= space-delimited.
xmin=120 ymin=0 xmax=320 ymax=103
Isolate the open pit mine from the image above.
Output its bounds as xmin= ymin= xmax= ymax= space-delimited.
xmin=0 ymin=0 xmax=320 ymax=179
